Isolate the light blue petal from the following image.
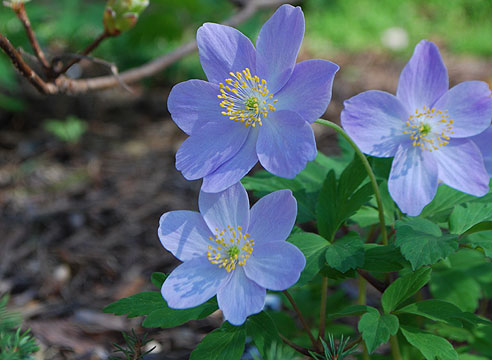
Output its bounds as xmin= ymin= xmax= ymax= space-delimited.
xmin=397 ymin=40 xmax=448 ymax=112
xmin=162 ymin=257 xmax=229 ymax=309
xmin=244 ymin=241 xmax=305 ymax=291
xmin=472 ymin=126 xmax=492 ymax=177
xmin=248 ymin=190 xmax=297 ymax=245
xmin=201 ymin=129 xmax=259 ymax=193
xmin=158 ymin=211 xmax=212 ymax=262
xmin=197 ymin=23 xmax=256 ymax=84
xmin=275 ymin=59 xmax=339 ymax=123
xmin=167 ymin=80 xmax=221 ymax=136
xmin=341 ymin=90 xmax=409 ymax=157
xmin=255 ymin=5 xmax=304 ymax=94
xmin=257 ymin=110 xmax=316 ymax=178
xmin=217 ymin=267 xmax=265 ymax=325
xmin=199 ymin=182 xmax=250 ymax=233
xmin=433 ymin=81 xmax=492 ymax=138
xmin=388 ymin=145 xmax=438 ymax=216
xmin=176 ymin=121 xmax=249 ymax=180
xmin=433 ymin=139 xmax=489 ymax=196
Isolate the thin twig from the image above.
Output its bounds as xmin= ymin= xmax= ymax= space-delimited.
xmin=279 ymin=333 xmax=313 ymax=357
xmin=356 ymin=269 xmax=387 ymax=293
xmin=283 ymin=290 xmax=318 ymax=349
xmin=56 ymin=32 xmax=110 ymax=75
xmin=14 ymin=4 xmax=50 ymax=72
xmin=0 ymin=33 xmax=56 ymax=94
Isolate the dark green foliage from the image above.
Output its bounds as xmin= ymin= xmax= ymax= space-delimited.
xmin=189 ymin=322 xmax=246 ymax=360
xmin=0 ymin=296 xmax=39 ymax=359
xmin=109 ymin=330 xmax=155 ymax=360
xmin=358 ymin=308 xmax=399 ymax=353
xmin=309 ymin=335 xmax=358 ymax=360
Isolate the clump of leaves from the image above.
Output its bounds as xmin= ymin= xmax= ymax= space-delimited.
xmin=309 ymin=335 xmax=358 ymax=360
xmin=43 ymin=115 xmax=88 ymax=144
xmin=108 ymin=329 xmax=155 ymax=360
xmin=0 ymin=295 xmax=39 ymax=359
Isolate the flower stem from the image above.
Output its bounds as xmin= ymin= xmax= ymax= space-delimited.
xmin=390 ymin=335 xmax=403 ymax=360
xmin=358 ymin=277 xmax=371 ymax=360
xmin=318 ymin=276 xmax=329 ymax=346
xmin=315 ymin=119 xmax=388 ymax=245
xmin=283 ymin=290 xmax=318 ymax=349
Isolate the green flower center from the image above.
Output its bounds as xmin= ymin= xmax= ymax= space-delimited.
xmin=403 ymin=106 xmax=454 ymax=152
xmin=217 ymin=68 xmax=278 ymax=128
xmin=207 ymin=225 xmax=255 ymax=273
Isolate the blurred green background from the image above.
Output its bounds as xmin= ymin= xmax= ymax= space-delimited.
xmin=0 ymin=0 xmax=491 ymax=92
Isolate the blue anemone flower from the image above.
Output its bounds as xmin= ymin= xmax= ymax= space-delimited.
xmin=158 ymin=182 xmax=305 ymax=325
xmin=168 ymin=5 xmax=339 ymax=193
xmin=341 ymin=40 xmax=492 ymax=216
xmin=472 ymin=126 xmax=492 ymax=177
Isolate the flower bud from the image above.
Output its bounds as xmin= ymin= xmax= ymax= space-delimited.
xmin=3 ymin=0 xmax=31 ymax=10
xmin=103 ymin=0 xmax=149 ymax=36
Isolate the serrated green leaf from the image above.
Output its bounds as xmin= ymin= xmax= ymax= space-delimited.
xmin=190 ymin=322 xmax=246 ymax=360
xmin=430 ymin=270 xmax=481 ymax=312
xmin=151 ymin=272 xmax=167 ymax=288
xmin=317 ymin=155 xmax=373 ymax=241
xmin=465 ymin=231 xmax=492 ymax=259
xmin=246 ymin=312 xmax=285 ymax=359
xmin=401 ymin=326 xmax=458 ymax=360
xmin=104 ymin=291 xmax=218 ymax=329
xmin=382 ymin=267 xmax=432 ymax=313
xmin=358 ymin=311 xmax=399 ymax=353
xmin=449 ymin=203 xmax=492 ymax=234
xmin=329 ymin=304 xmax=375 ymax=319
xmin=288 ymin=232 xmax=328 ymax=286
xmin=103 ymin=292 xmax=164 ymax=317
xmin=325 ymin=232 xmax=364 ymax=273
xmin=396 ymin=299 xmax=485 ymax=327
xmin=395 ymin=218 xmax=458 ymax=270
xmin=242 ymin=153 xmax=346 ymax=223
xmin=361 ymin=244 xmax=407 ymax=272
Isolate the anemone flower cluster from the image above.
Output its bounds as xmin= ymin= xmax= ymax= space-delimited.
xmin=341 ymin=40 xmax=492 ymax=215
xmin=167 ymin=4 xmax=339 ymax=193
xmin=158 ymin=183 xmax=305 ymax=325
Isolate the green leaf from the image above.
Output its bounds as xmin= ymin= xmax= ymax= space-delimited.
xmin=430 ymin=270 xmax=481 ymax=312
xmin=395 ymin=218 xmax=458 ymax=270
xmin=242 ymin=153 xmax=345 ymax=223
xmin=465 ymin=231 xmax=492 ymax=259
xmin=325 ymin=232 xmax=364 ymax=273
xmin=358 ymin=310 xmax=399 ymax=353
xmin=361 ymin=244 xmax=407 ymax=272
xmin=317 ymin=155 xmax=373 ymax=241
xmin=288 ymin=232 xmax=328 ymax=286
xmin=329 ymin=304 xmax=374 ymax=318
xmin=246 ymin=312 xmax=285 ymax=359
xmin=103 ymin=291 xmax=218 ymax=329
xmin=103 ymin=292 xmax=164 ymax=318
xmin=382 ymin=267 xmax=432 ymax=313
xmin=449 ymin=203 xmax=492 ymax=234
xmin=151 ymin=272 xmax=167 ymax=288
xmin=190 ymin=322 xmax=246 ymax=360
xmin=142 ymin=298 xmax=217 ymax=328
xmin=400 ymin=326 xmax=458 ymax=360
xmin=396 ymin=299 xmax=487 ymax=327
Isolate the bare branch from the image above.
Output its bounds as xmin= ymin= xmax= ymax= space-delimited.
xmin=1 ymin=0 xmax=298 ymax=95
xmin=0 ymin=33 xmax=56 ymax=94
xmin=14 ymin=4 xmax=50 ymax=73
xmin=57 ymin=0 xmax=300 ymax=94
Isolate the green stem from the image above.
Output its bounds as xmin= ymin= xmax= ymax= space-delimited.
xmin=315 ymin=119 xmax=388 ymax=245
xmin=358 ymin=277 xmax=370 ymax=360
xmin=390 ymin=335 xmax=403 ymax=360
xmin=318 ymin=276 xmax=329 ymax=346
